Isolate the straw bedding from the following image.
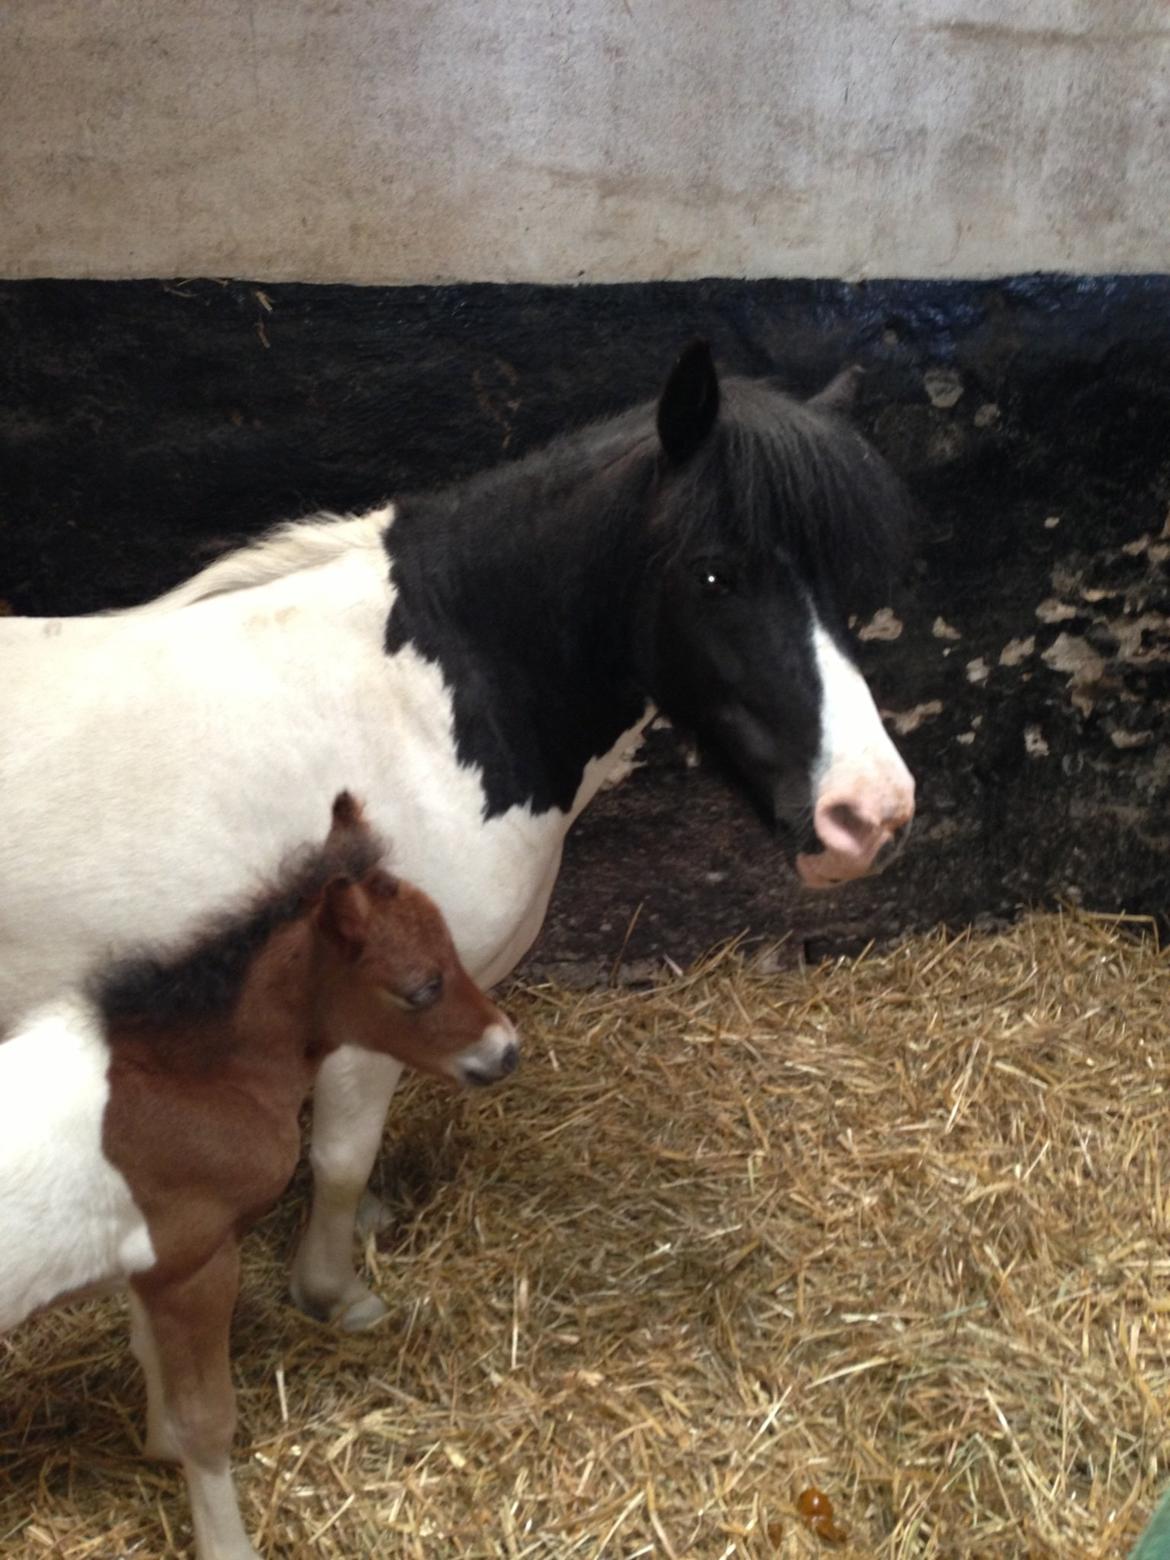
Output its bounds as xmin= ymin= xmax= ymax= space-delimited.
xmin=2 ymin=911 xmax=1168 ymax=1558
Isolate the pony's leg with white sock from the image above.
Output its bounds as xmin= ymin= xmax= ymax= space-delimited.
xmin=289 ymin=1046 xmax=404 ymax=1331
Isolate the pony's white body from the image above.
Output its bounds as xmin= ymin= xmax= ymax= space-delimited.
xmin=1 ymin=510 xmax=610 ymax=1017
xmin=0 ymin=996 xmax=155 ymax=1331
xmin=0 ymin=509 xmax=653 ymax=1326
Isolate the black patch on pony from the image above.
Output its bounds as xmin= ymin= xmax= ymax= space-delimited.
xmin=382 ymin=357 xmax=911 ymax=820
xmin=92 ymin=830 xmax=384 ymax=1025
xmin=384 ymin=406 xmax=658 ymax=818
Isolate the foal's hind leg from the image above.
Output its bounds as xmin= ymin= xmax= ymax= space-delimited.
xmin=132 ymin=1243 xmax=258 ymax=1560
xmin=289 ymin=1046 xmax=404 ymax=1331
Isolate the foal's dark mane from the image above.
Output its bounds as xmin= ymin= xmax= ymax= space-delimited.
xmin=92 ymin=830 xmax=383 ymax=1025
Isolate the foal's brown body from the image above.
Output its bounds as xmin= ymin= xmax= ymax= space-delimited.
xmin=105 ymin=942 xmax=318 ymax=1276
xmin=5 ymin=794 xmax=516 ymax=1560
xmin=103 ymin=927 xmax=330 ymax=1560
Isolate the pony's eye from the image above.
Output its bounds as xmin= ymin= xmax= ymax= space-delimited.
xmin=406 ymin=974 xmax=443 ymax=1011
xmin=379 ymin=988 xmax=414 ymax=1013
xmin=379 ymin=975 xmax=442 ymax=1014
xmin=697 ymin=565 xmax=733 ymax=598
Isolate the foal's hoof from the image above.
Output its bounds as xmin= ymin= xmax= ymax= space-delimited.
xmin=355 ymin=1190 xmax=396 ymax=1237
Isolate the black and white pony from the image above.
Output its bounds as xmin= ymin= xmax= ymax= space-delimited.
xmin=0 ymin=342 xmax=914 ymax=1329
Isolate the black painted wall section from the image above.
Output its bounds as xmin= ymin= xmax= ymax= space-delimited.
xmin=2 ymin=276 xmax=1169 ymax=974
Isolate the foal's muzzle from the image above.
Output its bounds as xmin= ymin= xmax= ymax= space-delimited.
xmin=454 ymin=1021 xmax=520 ymax=1087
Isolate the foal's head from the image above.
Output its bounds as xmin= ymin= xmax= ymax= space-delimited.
xmin=311 ymin=793 xmax=518 ymax=1087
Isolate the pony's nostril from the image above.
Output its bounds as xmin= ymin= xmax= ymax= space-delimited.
xmin=817 ymin=799 xmax=880 ymax=857
xmin=499 ymin=1041 xmax=519 ymax=1076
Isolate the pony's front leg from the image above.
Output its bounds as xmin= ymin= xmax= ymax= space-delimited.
xmin=289 ymin=1045 xmax=404 ymax=1331
xmin=131 ymin=1243 xmax=256 ymax=1560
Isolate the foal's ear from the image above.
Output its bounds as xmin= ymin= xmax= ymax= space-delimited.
xmin=330 ymin=790 xmax=365 ymax=833
xmin=811 ymin=363 xmax=864 ymax=415
xmin=657 ymin=340 xmax=720 ymax=464
xmin=319 ymin=877 xmax=371 ymax=957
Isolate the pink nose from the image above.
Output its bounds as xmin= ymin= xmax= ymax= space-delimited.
xmin=813 ymin=793 xmax=915 ymax=864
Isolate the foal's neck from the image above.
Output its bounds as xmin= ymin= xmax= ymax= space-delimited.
xmin=108 ymin=918 xmax=329 ymax=1103
xmin=384 ymin=420 xmax=657 ymax=817
xmin=228 ymin=919 xmax=333 ymax=1083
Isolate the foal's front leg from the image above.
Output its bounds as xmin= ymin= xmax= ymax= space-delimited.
xmin=129 ymin=1289 xmax=181 ymax=1463
xmin=131 ymin=1243 xmax=257 ymax=1560
xmin=289 ymin=1046 xmax=404 ymax=1331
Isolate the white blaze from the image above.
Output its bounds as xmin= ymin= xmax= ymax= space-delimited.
xmin=797 ymin=614 xmax=916 ymax=889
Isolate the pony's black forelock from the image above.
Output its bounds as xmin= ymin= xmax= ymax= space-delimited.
xmin=92 ymin=827 xmax=385 ymax=1026
xmin=397 ymin=373 xmax=910 ymax=621
xmin=654 ymin=378 xmax=913 ymax=618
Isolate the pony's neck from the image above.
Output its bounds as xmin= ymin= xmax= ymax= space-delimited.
xmin=384 ymin=424 xmax=658 ymax=818
xmin=229 ymin=921 xmax=333 ymax=1088
xmin=108 ymin=920 xmax=328 ymax=1105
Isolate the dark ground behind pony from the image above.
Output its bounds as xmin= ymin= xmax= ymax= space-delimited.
xmin=2 ymin=275 xmax=1169 ymax=971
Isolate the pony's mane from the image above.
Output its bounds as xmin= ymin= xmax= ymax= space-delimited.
xmin=92 ymin=828 xmax=384 ymax=1025
xmin=121 ymin=508 xmax=392 ymax=615
xmin=122 ymin=367 xmax=907 ymax=623
xmin=397 ymin=375 xmax=911 ymax=617
xmin=658 ymin=378 xmax=912 ymax=614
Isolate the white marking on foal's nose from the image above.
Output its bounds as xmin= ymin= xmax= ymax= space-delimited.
xmin=456 ymin=1018 xmax=519 ymax=1087
xmin=798 ymin=615 xmax=916 ymax=886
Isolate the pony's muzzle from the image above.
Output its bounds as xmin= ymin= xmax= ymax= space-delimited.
xmin=455 ymin=1020 xmax=520 ymax=1087
xmin=796 ymin=784 xmax=916 ymax=889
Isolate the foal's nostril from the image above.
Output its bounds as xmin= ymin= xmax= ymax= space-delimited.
xmin=499 ymin=1041 xmax=519 ymax=1076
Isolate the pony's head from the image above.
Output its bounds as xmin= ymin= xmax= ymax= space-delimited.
xmin=638 ymin=342 xmax=916 ymax=888
xmin=312 ymin=793 xmax=518 ymax=1085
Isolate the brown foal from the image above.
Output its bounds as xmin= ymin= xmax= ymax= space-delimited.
xmin=0 ymin=792 xmax=517 ymax=1560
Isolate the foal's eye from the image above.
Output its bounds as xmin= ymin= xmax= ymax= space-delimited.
xmin=406 ymin=974 xmax=443 ymax=1011
xmin=696 ymin=565 xmax=733 ymax=599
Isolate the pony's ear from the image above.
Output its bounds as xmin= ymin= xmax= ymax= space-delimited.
xmin=657 ymin=340 xmax=720 ymax=464
xmin=811 ymin=364 xmax=864 ymax=415
xmin=330 ymin=790 xmax=365 ymax=833
xmin=318 ymin=877 xmax=370 ymax=957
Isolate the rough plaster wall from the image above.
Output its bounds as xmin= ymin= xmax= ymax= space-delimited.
xmin=1 ymin=0 xmax=1167 ymax=283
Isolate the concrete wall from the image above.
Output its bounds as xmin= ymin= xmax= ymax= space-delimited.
xmin=1 ymin=0 xmax=1168 ymax=284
